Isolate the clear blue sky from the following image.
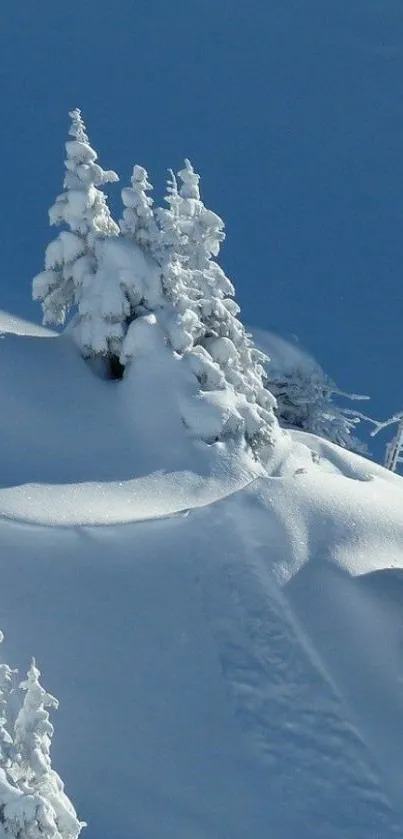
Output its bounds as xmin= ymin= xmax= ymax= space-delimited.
xmin=1 ymin=0 xmax=403 ymax=448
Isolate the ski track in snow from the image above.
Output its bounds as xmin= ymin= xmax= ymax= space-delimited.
xmin=194 ymin=517 xmax=400 ymax=838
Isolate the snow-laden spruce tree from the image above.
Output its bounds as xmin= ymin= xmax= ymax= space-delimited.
xmin=150 ymin=159 xmax=277 ymax=453
xmin=0 ymin=637 xmax=83 ymax=839
xmin=120 ymin=165 xmax=160 ymax=253
xmin=32 ymin=109 xmax=121 ymax=351
xmin=12 ymin=660 xmax=83 ymax=839
xmin=0 ymin=634 xmax=14 ymax=772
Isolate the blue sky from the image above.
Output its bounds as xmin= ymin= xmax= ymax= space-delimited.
xmin=1 ymin=0 xmax=403 ymax=452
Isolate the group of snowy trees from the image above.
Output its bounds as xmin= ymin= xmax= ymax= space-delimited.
xmin=0 ymin=634 xmax=82 ymax=839
xmin=33 ymin=109 xmax=277 ymax=455
xmin=33 ymin=109 xmax=369 ymax=455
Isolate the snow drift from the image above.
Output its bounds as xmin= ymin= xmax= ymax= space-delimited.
xmin=0 ymin=310 xmax=402 ymax=838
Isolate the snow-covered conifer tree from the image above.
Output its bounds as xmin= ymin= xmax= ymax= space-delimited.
xmin=14 ymin=659 xmax=58 ymax=788
xmin=156 ymin=169 xmax=180 ymax=250
xmin=32 ymin=108 xmax=119 ymax=330
xmin=0 ymin=638 xmax=83 ymax=839
xmin=264 ymin=358 xmax=369 ymax=452
xmin=13 ymin=660 xmax=83 ymax=839
xmin=174 ymin=159 xmax=225 ymax=270
xmin=0 ymin=633 xmax=14 ymax=771
xmin=154 ymin=160 xmax=277 ymax=453
xmin=120 ymin=165 xmax=159 ymax=253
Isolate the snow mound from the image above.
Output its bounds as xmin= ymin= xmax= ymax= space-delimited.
xmin=0 ymin=470 xmax=256 ymax=527
xmin=0 ymin=315 xmax=403 ymax=838
xmin=0 ymin=314 xmax=263 ymax=524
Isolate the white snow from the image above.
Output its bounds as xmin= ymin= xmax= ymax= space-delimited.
xmin=0 ymin=470 xmax=257 ymax=528
xmin=0 ymin=310 xmax=54 ymax=338
xmin=252 ymin=326 xmax=320 ymax=375
xmin=0 ymin=313 xmax=402 ymax=838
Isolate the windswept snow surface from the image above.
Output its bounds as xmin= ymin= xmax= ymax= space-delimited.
xmin=0 ymin=309 xmax=55 ymax=338
xmin=0 ymin=313 xmax=403 ymax=838
xmin=252 ymin=326 xmax=321 ymax=377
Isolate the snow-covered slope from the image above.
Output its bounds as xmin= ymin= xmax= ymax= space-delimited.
xmin=1 ymin=311 xmax=403 ymax=838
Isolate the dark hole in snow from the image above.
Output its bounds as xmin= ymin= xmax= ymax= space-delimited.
xmin=85 ymin=354 xmax=125 ymax=381
xmin=109 ymin=355 xmax=125 ymax=380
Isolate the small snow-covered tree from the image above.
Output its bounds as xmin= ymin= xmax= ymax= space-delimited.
xmin=0 ymin=637 xmax=83 ymax=839
xmin=174 ymin=158 xmax=225 ymax=271
xmin=154 ymin=159 xmax=277 ymax=453
xmin=0 ymin=633 xmax=14 ymax=774
xmin=156 ymin=169 xmax=180 ymax=250
xmin=13 ymin=660 xmax=83 ymax=839
xmin=113 ymin=164 xmax=165 ymax=368
xmin=265 ymin=363 xmax=369 ymax=452
xmin=120 ymin=165 xmax=159 ymax=253
xmin=369 ymin=410 xmax=403 ymax=473
xmin=33 ymin=108 xmax=119 ymax=329
xmin=14 ymin=659 xmax=58 ymax=788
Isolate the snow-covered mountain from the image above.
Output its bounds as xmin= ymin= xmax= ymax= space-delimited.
xmin=0 ymin=309 xmax=403 ymax=838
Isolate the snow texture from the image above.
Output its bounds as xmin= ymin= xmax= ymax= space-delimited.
xmin=0 ymin=313 xmax=402 ymax=838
